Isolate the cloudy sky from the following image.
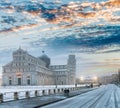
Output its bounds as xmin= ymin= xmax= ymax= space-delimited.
xmin=0 ymin=0 xmax=120 ymax=78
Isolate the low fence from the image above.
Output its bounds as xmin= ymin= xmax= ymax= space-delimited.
xmin=0 ymin=86 xmax=83 ymax=103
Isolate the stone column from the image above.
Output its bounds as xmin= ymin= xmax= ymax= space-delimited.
xmin=14 ymin=92 xmax=18 ymax=100
xmin=0 ymin=94 xmax=3 ymax=103
xmin=25 ymin=91 xmax=30 ymax=98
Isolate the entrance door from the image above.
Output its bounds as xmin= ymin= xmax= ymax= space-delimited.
xmin=9 ymin=80 xmax=12 ymax=85
xmin=18 ymin=78 xmax=21 ymax=85
xmin=27 ymin=79 xmax=30 ymax=85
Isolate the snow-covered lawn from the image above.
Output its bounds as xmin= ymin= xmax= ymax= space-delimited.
xmin=0 ymin=84 xmax=86 ymax=93
xmin=0 ymin=84 xmax=86 ymax=102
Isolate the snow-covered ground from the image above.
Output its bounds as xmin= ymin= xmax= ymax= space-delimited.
xmin=0 ymin=84 xmax=86 ymax=102
xmin=42 ymin=84 xmax=120 ymax=108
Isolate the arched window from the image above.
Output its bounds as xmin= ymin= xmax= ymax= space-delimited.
xmin=9 ymin=77 xmax=12 ymax=85
xmin=27 ymin=76 xmax=30 ymax=85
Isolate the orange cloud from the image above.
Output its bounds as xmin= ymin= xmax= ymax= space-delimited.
xmin=106 ymin=0 xmax=120 ymax=7
xmin=105 ymin=59 xmax=120 ymax=62
xmin=109 ymin=18 xmax=120 ymax=22
xmin=12 ymin=24 xmax=38 ymax=31
xmin=0 ymin=24 xmax=38 ymax=34
xmin=77 ymin=12 xmax=96 ymax=18
xmin=0 ymin=29 xmax=13 ymax=33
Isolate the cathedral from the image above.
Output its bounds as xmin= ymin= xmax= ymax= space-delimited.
xmin=2 ymin=48 xmax=76 ymax=86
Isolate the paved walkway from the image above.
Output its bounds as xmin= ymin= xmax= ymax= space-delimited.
xmin=0 ymin=88 xmax=96 ymax=108
xmin=42 ymin=84 xmax=120 ymax=108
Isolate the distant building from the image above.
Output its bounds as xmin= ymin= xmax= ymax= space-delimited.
xmin=2 ymin=48 xmax=76 ymax=86
xmin=98 ymin=74 xmax=118 ymax=84
xmin=118 ymin=69 xmax=120 ymax=83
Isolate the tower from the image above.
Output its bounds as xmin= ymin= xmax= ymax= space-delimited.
xmin=67 ymin=55 xmax=76 ymax=85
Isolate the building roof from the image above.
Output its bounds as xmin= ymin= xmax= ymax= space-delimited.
xmin=13 ymin=47 xmax=27 ymax=54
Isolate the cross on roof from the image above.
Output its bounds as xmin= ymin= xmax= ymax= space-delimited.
xmin=42 ymin=50 xmax=45 ymax=53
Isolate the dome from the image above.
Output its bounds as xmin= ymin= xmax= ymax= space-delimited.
xmin=39 ymin=51 xmax=50 ymax=68
xmin=40 ymin=54 xmax=49 ymax=59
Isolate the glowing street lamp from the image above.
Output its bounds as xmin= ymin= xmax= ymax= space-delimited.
xmin=92 ymin=76 xmax=98 ymax=82
xmin=80 ymin=76 xmax=84 ymax=81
